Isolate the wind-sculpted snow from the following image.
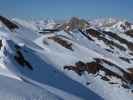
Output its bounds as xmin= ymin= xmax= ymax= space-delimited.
xmin=0 ymin=75 xmax=61 ymax=100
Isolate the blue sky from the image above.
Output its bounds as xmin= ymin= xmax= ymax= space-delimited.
xmin=0 ymin=0 xmax=133 ymax=20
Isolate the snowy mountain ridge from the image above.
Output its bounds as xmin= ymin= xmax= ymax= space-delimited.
xmin=0 ymin=16 xmax=133 ymax=100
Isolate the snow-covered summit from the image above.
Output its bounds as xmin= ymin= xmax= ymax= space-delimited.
xmin=89 ymin=18 xmax=133 ymax=33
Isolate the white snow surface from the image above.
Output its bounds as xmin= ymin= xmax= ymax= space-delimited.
xmin=0 ymin=17 xmax=133 ymax=100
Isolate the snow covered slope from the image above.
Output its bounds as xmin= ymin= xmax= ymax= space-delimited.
xmin=0 ymin=75 xmax=61 ymax=100
xmin=0 ymin=16 xmax=133 ymax=100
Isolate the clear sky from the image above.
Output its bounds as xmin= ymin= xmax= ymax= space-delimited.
xmin=0 ymin=0 xmax=133 ymax=20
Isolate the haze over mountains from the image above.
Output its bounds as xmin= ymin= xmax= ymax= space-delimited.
xmin=0 ymin=15 xmax=133 ymax=100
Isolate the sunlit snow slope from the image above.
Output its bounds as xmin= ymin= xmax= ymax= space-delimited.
xmin=0 ymin=16 xmax=133 ymax=100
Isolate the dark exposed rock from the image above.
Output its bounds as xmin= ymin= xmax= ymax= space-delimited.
xmin=64 ymin=58 xmax=133 ymax=89
xmin=86 ymin=29 xmax=102 ymax=37
xmin=122 ymin=21 xmax=132 ymax=30
xmin=127 ymin=68 xmax=133 ymax=73
xmin=64 ymin=65 xmax=84 ymax=76
xmin=129 ymin=52 xmax=133 ymax=56
xmin=64 ymin=61 xmax=101 ymax=75
xmin=78 ymin=29 xmax=94 ymax=41
xmin=0 ymin=16 xmax=19 ymax=31
xmin=14 ymin=46 xmax=33 ymax=70
xmin=125 ymin=21 xmax=132 ymax=28
xmin=75 ymin=61 xmax=86 ymax=67
xmin=125 ymin=30 xmax=133 ymax=37
xmin=101 ymin=37 xmax=126 ymax=51
xmin=119 ymin=57 xmax=130 ymax=63
xmin=126 ymin=68 xmax=133 ymax=84
xmin=95 ymin=58 xmax=133 ymax=84
xmin=48 ymin=36 xmax=73 ymax=51
xmin=86 ymin=62 xmax=101 ymax=74
xmin=0 ymin=40 xmax=2 ymax=50
xmin=105 ymin=49 xmax=114 ymax=53
xmin=39 ymin=29 xmax=59 ymax=34
xmin=86 ymin=29 xmax=126 ymax=51
xmin=43 ymin=40 xmax=49 ymax=45
xmin=86 ymin=82 xmax=91 ymax=85
xmin=109 ymin=82 xmax=119 ymax=85
xmin=101 ymin=76 xmax=110 ymax=81
xmin=121 ymin=84 xmax=130 ymax=89
xmin=102 ymin=31 xmax=133 ymax=51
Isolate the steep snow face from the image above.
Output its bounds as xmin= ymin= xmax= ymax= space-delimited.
xmin=0 ymin=16 xmax=133 ymax=100
xmin=2 ymin=38 xmax=103 ymax=100
xmin=0 ymin=75 xmax=61 ymax=100
xmin=33 ymin=30 xmax=133 ymax=100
